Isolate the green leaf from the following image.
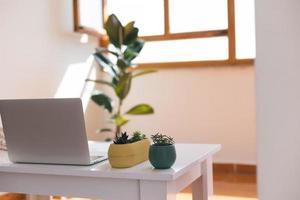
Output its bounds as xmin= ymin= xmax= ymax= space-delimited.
xmin=112 ymin=77 xmax=119 ymax=86
xmin=124 ymin=28 xmax=138 ymax=45
xmin=105 ymin=137 xmax=113 ymax=142
xmin=94 ymin=50 xmax=113 ymax=65
xmin=126 ymin=104 xmax=154 ymax=115
xmin=96 ymin=128 xmax=112 ymax=133
xmin=124 ymin=21 xmax=134 ymax=36
xmin=95 ymin=47 xmax=119 ymax=57
xmin=117 ymin=58 xmax=130 ymax=70
xmin=124 ymin=49 xmax=138 ymax=62
xmin=85 ymin=79 xmax=115 ymax=88
xmin=91 ymin=92 xmax=113 ymax=113
xmin=114 ymin=73 xmax=132 ymax=100
xmin=124 ymin=39 xmax=145 ymax=61
xmin=93 ymin=52 xmax=118 ymax=77
xmin=113 ymin=115 xmax=129 ymax=126
xmin=104 ymin=14 xmax=123 ymax=49
xmin=132 ymin=69 xmax=157 ymax=78
xmin=123 ymin=21 xmax=138 ymax=45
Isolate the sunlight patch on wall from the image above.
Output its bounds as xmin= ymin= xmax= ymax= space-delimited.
xmin=54 ymin=55 xmax=96 ymax=112
xmin=80 ymin=34 xmax=89 ymax=44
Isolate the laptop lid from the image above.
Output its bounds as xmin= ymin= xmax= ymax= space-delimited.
xmin=0 ymin=98 xmax=91 ymax=165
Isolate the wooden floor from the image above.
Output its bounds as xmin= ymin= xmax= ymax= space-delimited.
xmin=178 ymin=171 xmax=257 ymax=200
xmin=0 ymin=194 xmax=25 ymax=200
xmin=1 ymin=171 xmax=257 ymax=200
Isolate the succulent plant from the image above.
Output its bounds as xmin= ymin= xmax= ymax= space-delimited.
xmin=113 ymin=131 xmax=147 ymax=144
xmin=130 ymin=131 xmax=146 ymax=143
xmin=151 ymin=133 xmax=175 ymax=146
xmin=113 ymin=132 xmax=130 ymax=144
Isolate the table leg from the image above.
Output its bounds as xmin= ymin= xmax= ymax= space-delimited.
xmin=26 ymin=194 xmax=52 ymax=200
xmin=139 ymin=180 xmax=176 ymax=200
xmin=192 ymin=157 xmax=213 ymax=200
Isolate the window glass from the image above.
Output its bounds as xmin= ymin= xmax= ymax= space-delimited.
xmin=79 ymin=0 xmax=103 ymax=32
xmin=107 ymin=0 xmax=164 ymax=36
xmin=235 ymin=0 xmax=256 ymax=59
xmin=169 ymin=0 xmax=228 ymax=33
xmin=135 ymin=37 xmax=229 ymax=63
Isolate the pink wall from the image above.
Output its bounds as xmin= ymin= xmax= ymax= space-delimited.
xmin=87 ymin=66 xmax=256 ymax=164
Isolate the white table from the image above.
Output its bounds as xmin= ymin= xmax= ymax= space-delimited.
xmin=0 ymin=142 xmax=220 ymax=200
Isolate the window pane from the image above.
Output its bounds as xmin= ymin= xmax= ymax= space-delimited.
xmin=169 ymin=0 xmax=228 ymax=33
xmin=134 ymin=37 xmax=228 ymax=63
xmin=235 ymin=0 xmax=256 ymax=59
xmin=79 ymin=0 xmax=103 ymax=32
xmin=107 ymin=0 xmax=164 ymax=36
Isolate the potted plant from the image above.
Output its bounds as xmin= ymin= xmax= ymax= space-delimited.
xmin=86 ymin=14 xmax=156 ymax=168
xmin=108 ymin=131 xmax=150 ymax=168
xmin=86 ymin=14 xmax=157 ymax=139
xmin=149 ymin=133 xmax=176 ymax=169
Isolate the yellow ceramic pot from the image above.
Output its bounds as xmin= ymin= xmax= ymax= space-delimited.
xmin=108 ymin=139 xmax=150 ymax=168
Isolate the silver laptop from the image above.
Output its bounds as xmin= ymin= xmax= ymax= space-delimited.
xmin=0 ymin=98 xmax=107 ymax=165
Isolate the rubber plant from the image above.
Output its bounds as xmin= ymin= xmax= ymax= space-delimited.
xmin=87 ymin=14 xmax=156 ymax=139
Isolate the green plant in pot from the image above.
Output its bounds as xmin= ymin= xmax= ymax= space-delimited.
xmin=108 ymin=131 xmax=150 ymax=168
xmin=149 ymin=133 xmax=176 ymax=169
xmin=86 ymin=14 xmax=156 ymax=168
xmin=87 ymin=14 xmax=157 ymax=140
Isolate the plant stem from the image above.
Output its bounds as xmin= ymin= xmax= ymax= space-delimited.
xmin=115 ymin=99 xmax=123 ymax=139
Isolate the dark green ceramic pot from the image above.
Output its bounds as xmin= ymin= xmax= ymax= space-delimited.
xmin=149 ymin=144 xmax=176 ymax=169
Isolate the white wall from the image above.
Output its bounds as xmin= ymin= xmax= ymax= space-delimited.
xmin=0 ymin=0 xmax=94 ymax=98
xmin=0 ymin=0 xmax=257 ymax=164
xmin=89 ymin=66 xmax=257 ymax=164
xmin=256 ymin=0 xmax=300 ymax=199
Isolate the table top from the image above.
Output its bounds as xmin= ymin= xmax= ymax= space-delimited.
xmin=0 ymin=142 xmax=220 ymax=181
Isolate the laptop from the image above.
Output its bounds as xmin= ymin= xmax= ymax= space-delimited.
xmin=0 ymin=98 xmax=107 ymax=165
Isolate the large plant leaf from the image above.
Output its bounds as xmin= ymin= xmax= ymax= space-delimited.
xmin=123 ymin=21 xmax=138 ymax=45
xmin=117 ymin=58 xmax=131 ymax=70
xmin=105 ymin=14 xmax=123 ymax=49
xmin=114 ymin=73 xmax=132 ymax=100
xmin=93 ymin=52 xmax=118 ymax=77
xmin=95 ymin=47 xmax=119 ymax=57
xmin=91 ymin=92 xmax=113 ymax=113
xmin=86 ymin=79 xmax=115 ymax=88
xmin=123 ymin=21 xmax=134 ymax=36
xmin=96 ymin=128 xmax=112 ymax=133
xmin=113 ymin=115 xmax=129 ymax=126
xmin=126 ymin=104 xmax=154 ymax=115
xmin=132 ymin=69 xmax=157 ymax=78
xmin=124 ymin=28 xmax=138 ymax=45
xmin=124 ymin=39 xmax=145 ymax=61
xmin=93 ymin=53 xmax=113 ymax=76
xmin=123 ymin=49 xmax=138 ymax=62
xmin=112 ymin=77 xmax=119 ymax=86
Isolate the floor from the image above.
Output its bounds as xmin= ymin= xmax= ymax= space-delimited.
xmin=178 ymin=171 xmax=257 ymax=200
xmin=0 ymin=171 xmax=257 ymax=200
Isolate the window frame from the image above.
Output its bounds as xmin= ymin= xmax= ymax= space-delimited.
xmin=73 ymin=0 xmax=254 ymax=69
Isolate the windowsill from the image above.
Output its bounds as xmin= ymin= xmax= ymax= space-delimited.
xmin=134 ymin=59 xmax=254 ymax=69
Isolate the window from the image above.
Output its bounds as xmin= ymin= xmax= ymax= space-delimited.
xmin=73 ymin=0 xmax=255 ymax=68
